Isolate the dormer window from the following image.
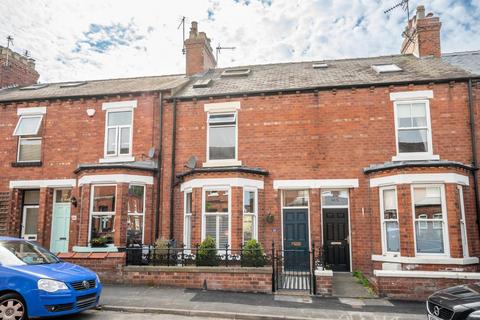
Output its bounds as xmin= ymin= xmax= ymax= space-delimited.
xmin=13 ymin=108 xmax=45 ymax=163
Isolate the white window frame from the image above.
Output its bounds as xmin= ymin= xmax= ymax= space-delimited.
xmin=411 ymin=184 xmax=450 ymax=257
xmin=16 ymin=136 xmax=42 ymax=163
xmin=201 ymin=186 xmax=231 ymax=249
xmin=392 ymin=99 xmax=439 ymax=161
xmin=126 ymin=184 xmax=146 ymax=245
xmin=205 ymin=111 xmax=239 ymax=165
xmin=13 ymin=115 xmax=43 ymax=136
xmin=183 ymin=189 xmax=193 ymax=249
xmin=103 ymin=108 xmax=134 ymax=159
xmin=21 ymin=204 xmax=39 ymax=241
xmin=88 ymin=184 xmax=117 ymax=244
xmin=379 ymin=186 xmax=400 ymax=255
xmin=242 ymin=187 xmax=258 ymax=243
xmin=457 ymin=186 xmax=469 ymax=258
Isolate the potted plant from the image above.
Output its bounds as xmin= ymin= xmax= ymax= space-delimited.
xmin=196 ymin=236 xmax=219 ymax=266
xmin=90 ymin=237 xmax=108 ymax=248
xmin=242 ymin=239 xmax=266 ymax=267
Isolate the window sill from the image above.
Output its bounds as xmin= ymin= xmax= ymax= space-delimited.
xmin=99 ymin=156 xmax=135 ymax=163
xmin=371 ymin=254 xmax=479 ymax=265
xmin=391 ymin=154 xmax=440 ymax=162
xmin=73 ymin=245 xmax=118 ymax=253
xmin=11 ymin=161 xmax=42 ymax=167
xmin=202 ymin=160 xmax=242 ymax=168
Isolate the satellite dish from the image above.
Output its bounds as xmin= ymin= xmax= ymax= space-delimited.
xmin=186 ymin=156 xmax=197 ymax=169
xmin=148 ymin=147 xmax=155 ymax=158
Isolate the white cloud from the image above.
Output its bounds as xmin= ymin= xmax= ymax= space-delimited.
xmin=0 ymin=0 xmax=478 ymax=82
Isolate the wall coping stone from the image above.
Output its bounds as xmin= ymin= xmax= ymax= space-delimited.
xmin=124 ymin=266 xmax=271 ymax=274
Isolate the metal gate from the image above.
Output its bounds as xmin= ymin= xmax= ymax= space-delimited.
xmin=272 ymin=244 xmax=317 ymax=294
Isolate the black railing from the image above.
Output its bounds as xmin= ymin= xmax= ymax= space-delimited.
xmin=126 ymin=243 xmax=272 ymax=268
xmin=126 ymin=242 xmax=329 ymax=295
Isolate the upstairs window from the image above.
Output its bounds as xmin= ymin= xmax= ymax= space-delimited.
xmin=105 ymin=110 xmax=133 ymax=157
xmin=207 ymin=113 xmax=237 ymax=161
xmin=394 ymin=101 xmax=433 ymax=158
xmin=13 ymin=115 xmax=43 ymax=162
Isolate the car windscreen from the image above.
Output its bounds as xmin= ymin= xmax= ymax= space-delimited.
xmin=0 ymin=240 xmax=60 ymax=266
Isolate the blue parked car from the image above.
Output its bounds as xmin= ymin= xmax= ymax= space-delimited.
xmin=0 ymin=237 xmax=102 ymax=319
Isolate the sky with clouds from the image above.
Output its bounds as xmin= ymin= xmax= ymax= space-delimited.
xmin=0 ymin=0 xmax=479 ymax=83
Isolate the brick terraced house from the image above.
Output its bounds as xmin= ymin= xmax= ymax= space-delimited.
xmin=1 ymin=5 xmax=480 ymax=299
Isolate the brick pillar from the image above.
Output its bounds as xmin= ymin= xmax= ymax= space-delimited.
xmin=78 ymin=184 xmax=91 ymax=247
xmin=230 ymin=186 xmax=242 ymax=249
xmin=398 ymin=184 xmax=415 ymax=257
xmin=310 ymin=188 xmax=321 ymax=249
xmin=10 ymin=189 xmax=22 ymax=237
xmin=143 ymin=185 xmax=154 ymax=245
xmin=68 ymin=186 xmax=81 ymax=251
xmin=191 ymin=188 xmax=202 ymax=246
xmin=447 ymin=184 xmax=463 ymax=258
xmin=37 ymin=187 xmax=49 ymax=246
xmin=114 ymin=183 xmax=128 ymax=247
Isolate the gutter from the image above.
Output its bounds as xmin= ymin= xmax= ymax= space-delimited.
xmin=168 ymin=76 xmax=480 ymax=102
xmin=467 ymin=79 xmax=480 ymax=237
xmin=155 ymin=92 xmax=164 ymax=241
xmin=169 ymin=99 xmax=178 ymax=240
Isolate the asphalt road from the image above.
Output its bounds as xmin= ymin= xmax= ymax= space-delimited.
xmin=55 ymin=310 xmax=225 ymax=319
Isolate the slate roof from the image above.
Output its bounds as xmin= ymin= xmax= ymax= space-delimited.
xmin=442 ymin=51 xmax=480 ymax=75
xmin=0 ymin=74 xmax=188 ymax=103
xmin=175 ymin=54 xmax=474 ymax=99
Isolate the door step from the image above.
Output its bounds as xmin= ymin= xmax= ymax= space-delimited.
xmin=274 ymin=292 xmax=312 ymax=303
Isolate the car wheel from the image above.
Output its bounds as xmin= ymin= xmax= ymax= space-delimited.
xmin=0 ymin=293 xmax=28 ymax=320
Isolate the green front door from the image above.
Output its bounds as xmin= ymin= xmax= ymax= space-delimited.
xmin=50 ymin=189 xmax=72 ymax=253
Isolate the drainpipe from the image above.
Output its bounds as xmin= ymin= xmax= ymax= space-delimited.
xmin=154 ymin=92 xmax=164 ymax=241
xmin=468 ymin=79 xmax=480 ymax=238
xmin=169 ymin=99 xmax=177 ymax=240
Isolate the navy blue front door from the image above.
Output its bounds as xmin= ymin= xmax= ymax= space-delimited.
xmin=283 ymin=209 xmax=309 ymax=271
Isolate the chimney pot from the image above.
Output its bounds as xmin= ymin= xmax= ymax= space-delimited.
xmin=417 ymin=5 xmax=426 ymax=19
xmin=190 ymin=21 xmax=198 ymax=38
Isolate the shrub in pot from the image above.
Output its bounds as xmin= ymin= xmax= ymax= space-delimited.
xmin=196 ymin=236 xmax=219 ymax=266
xmin=242 ymin=239 xmax=266 ymax=267
xmin=90 ymin=237 xmax=108 ymax=248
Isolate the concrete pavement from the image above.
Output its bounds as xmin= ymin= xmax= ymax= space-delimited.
xmin=99 ymin=285 xmax=427 ymax=320
xmin=56 ymin=310 xmax=225 ymax=320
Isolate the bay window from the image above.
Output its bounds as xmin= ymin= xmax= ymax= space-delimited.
xmin=203 ymin=189 xmax=230 ymax=249
xmin=126 ymin=185 xmax=145 ymax=246
xmin=380 ymin=187 xmax=400 ymax=253
xmin=412 ymin=185 xmax=448 ymax=254
xmin=90 ymin=185 xmax=116 ymax=244
xmin=243 ymin=189 xmax=258 ymax=242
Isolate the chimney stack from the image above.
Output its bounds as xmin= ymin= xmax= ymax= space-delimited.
xmin=400 ymin=5 xmax=442 ymax=58
xmin=185 ymin=21 xmax=216 ymax=76
xmin=0 ymin=46 xmax=40 ymax=88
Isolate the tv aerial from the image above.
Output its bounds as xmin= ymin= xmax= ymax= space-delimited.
xmin=384 ymin=0 xmax=415 ymax=47
xmin=4 ymin=35 xmax=14 ymax=67
xmin=384 ymin=0 xmax=411 ymax=20
xmin=215 ymin=43 xmax=236 ymax=64
xmin=178 ymin=16 xmax=187 ymax=55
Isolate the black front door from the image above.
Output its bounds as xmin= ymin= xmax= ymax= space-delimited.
xmin=323 ymin=208 xmax=350 ymax=271
xmin=283 ymin=209 xmax=309 ymax=271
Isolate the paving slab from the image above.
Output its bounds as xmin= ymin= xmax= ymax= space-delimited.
xmin=100 ymin=285 xmax=426 ymax=320
xmin=332 ymin=272 xmax=376 ymax=298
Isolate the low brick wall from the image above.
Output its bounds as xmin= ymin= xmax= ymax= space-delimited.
xmin=375 ymin=274 xmax=480 ymax=301
xmin=123 ymin=266 xmax=272 ymax=293
xmin=315 ymin=270 xmax=333 ymax=296
xmin=57 ymin=252 xmax=126 ymax=283
xmin=57 ymin=253 xmax=271 ymax=293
